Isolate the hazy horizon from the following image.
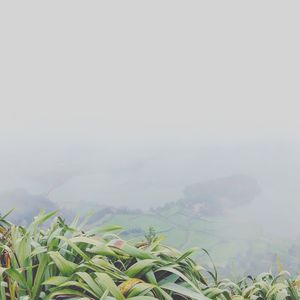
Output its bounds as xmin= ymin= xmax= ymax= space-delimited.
xmin=1 ymin=1 xmax=300 ymax=241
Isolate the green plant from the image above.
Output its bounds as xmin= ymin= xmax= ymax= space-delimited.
xmin=0 ymin=210 xmax=299 ymax=300
xmin=144 ymin=227 xmax=157 ymax=244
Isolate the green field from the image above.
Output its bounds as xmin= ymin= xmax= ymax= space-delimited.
xmin=100 ymin=205 xmax=294 ymax=277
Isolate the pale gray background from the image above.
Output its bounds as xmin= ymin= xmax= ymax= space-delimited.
xmin=0 ymin=2 xmax=300 ymax=235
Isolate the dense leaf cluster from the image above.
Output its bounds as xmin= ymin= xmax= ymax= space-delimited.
xmin=0 ymin=211 xmax=299 ymax=300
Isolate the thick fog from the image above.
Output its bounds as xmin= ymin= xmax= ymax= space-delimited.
xmin=1 ymin=1 xmax=300 ymax=241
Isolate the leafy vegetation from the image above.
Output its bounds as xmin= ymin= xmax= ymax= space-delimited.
xmin=103 ymin=205 xmax=296 ymax=277
xmin=0 ymin=211 xmax=300 ymax=300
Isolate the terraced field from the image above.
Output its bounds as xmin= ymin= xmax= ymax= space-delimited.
xmin=102 ymin=206 xmax=294 ymax=277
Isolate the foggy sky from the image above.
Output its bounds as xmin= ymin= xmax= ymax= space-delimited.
xmin=1 ymin=2 xmax=300 ymax=236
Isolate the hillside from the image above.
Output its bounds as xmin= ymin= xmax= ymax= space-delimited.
xmin=102 ymin=205 xmax=293 ymax=277
xmin=0 ymin=210 xmax=300 ymax=300
xmin=2 ymin=175 xmax=299 ymax=277
xmin=86 ymin=176 xmax=297 ymax=276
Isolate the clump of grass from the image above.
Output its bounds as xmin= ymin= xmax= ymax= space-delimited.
xmin=0 ymin=210 xmax=299 ymax=300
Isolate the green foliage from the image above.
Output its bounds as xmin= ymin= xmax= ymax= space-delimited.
xmin=144 ymin=227 xmax=157 ymax=244
xmin=106 ymin=208 xmax=298 ymax=276
xmin=0 ymin=211 xmax=299 ymax=300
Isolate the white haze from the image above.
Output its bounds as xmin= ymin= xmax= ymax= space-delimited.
xmin=0 ymin=1 xmax=300 ymax=237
